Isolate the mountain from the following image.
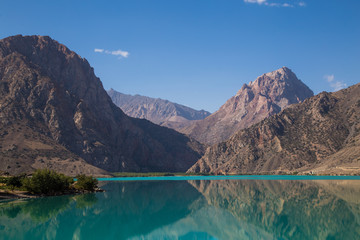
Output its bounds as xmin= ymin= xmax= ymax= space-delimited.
xmin=181 ymin=67 xmax=314 ymax=145
xmin=107 ymin=89 xmax=211 ymax=131
xmin=188 ymin=83 xmax=360 ymax=175
xmin=0 ymin=35 xmax=203 ymax=176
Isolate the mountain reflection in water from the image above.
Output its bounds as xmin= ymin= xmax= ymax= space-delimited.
xmin=0 ymin=179 xmax=359 ymax=240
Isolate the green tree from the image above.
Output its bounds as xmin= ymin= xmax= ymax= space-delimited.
xmin=6 ymin=174 xmax=26 ymax=190
xmin=23 ymin=169 xmax=74 ymax=194
xmin=75 ymin=174 xmax=98 ymax=191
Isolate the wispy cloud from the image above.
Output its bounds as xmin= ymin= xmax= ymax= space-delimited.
xmin=244 ymin=0 xmax=306 ymax=7
xmin=94 ymin=48 xmax=104 ymax=53
xmin=94 ymin=48 xmax=129 ymax=58
xmin=244 ymin=0 xmax=267 ymax=4
xmin=105 ymin=50 xmax=129 ymax=58
xmin=324 ymin=74 xmax=335 ymax=83
xmin=324 ymin=74 xmax=347 ymax=92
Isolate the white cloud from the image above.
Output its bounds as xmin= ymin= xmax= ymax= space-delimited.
xmin=244 ymin=0 xmax=267 ymax=4
xmin=265 ymin=2 xmax=294 ymax=7
xmin=331 ymin=81 xmax=347 ymax=91
xmin=324 ymin=74 xmax=347 ymax=92
xmin=324 ymin=74 xmax=335 ymax=83
xmin=94 ymin=48 xmax=129 ymax=58
xmin=244 ymin=0 xmax=305 ymax=8
xmin=105 ymin=49 xmax=129 ymax=58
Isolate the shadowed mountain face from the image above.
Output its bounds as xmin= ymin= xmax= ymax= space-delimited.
xmin=0 ymin=35 xmax=203 ymax=175
xmin=108 ymin=89 xmax=211 ymax=131
xmin=188 ymin=83 xmax=360 ymax=175
xmin=181 ymin=67 xmax=314 ymax=145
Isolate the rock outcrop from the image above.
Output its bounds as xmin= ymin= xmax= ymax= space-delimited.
xmin=0 ymin=35 xmax=203 ymax=176
xmin=108 ymin=89 xmax=210 ymax=131
xmin=187 ymin=83 xmax=360 ymax=175
xmin=181 ymin=67 xmax=314 ymax=145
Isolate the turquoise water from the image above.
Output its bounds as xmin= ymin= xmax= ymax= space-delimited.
xmin=1 ymin=176 xmax=360 ymax=239
xmin=98 ymin=175 xmax=360 ymax=181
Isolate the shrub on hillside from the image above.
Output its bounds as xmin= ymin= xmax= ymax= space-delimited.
xmin=23 ymin=169 xmax=74 ymax=194
xmin=75 ymin=174 xmax=98 ymax=191
xmin=6 ymin=174 xmax=27 ymax=190
xmin=0 ymin=176 xmax=8 ymax=184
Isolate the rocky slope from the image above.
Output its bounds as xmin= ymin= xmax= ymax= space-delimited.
xmin=181 ymin=67 xmax=314 ymax=145
xmin=107 ymin=89 xmax=211 ymax=131
xmin=0 ymin=35 xmax=203 ymax=176
xmin=188 ymin=83 xmax=360 ymax=175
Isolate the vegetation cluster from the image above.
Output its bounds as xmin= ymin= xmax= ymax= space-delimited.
xmin=0 ymin=169 xmax=99 ymax=195
xmin=75 ymin=174 xmax=98 ymax=191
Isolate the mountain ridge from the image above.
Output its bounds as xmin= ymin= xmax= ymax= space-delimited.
xmin=0 ymin=35 xmax=203 ymax=176
xmin=188 ymin=82 xmax=360 ymax=175
xmin=180 ymin=67 xmax=314 ymax=145
xmin=107 ymin=89 xmax=211 ymax=131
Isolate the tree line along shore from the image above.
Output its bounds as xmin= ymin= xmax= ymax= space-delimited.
xmin=0 ymin=169 xmax=101 ymax=200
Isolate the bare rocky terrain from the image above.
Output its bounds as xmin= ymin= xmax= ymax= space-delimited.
xmin=1 ymin=35 xmax=358 ymax=177
xmin=0 ymin=35 xmax=204 ymax=176
xmin=107 ymin=89 xmax=210 ymax=131
xmin=188 ymin=83 xmax=360 ymax=175
xmin=181 ymin=67 xmax=314 ymax=145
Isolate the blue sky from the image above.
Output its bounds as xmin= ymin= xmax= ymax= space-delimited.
xmin=1 ymin=0 xmax=359 ymax=112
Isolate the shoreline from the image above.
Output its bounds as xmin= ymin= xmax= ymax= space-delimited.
xmin=98 ymin=175 xmax=360 ymax=182
xmin=3 ymin=174 xmax=360 ymax=200
xmin=110 ymin=172 xmax=360 ymax=178
xmin=0 ymin=190 xmax=37 ymax=200
xmin=0 ymin=188 xmax=104 ymax=201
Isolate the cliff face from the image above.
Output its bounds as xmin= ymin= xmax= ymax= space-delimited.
xmin=181 ymin=67 xmax=314 ymax=145
xmin=0 ymin=35 xmax=203 ymax=175
xmin=107 ymin=89 xmax=210 ymax=131
xmin=188 ymin=83 xmax=360 ymax=175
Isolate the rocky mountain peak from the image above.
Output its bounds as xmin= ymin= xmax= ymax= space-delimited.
xmin=0 ymin=35 xmax=204 ymax=175
xmin=263 ymin=66 xmax=293 ymax=79
xmin=249 ymin=67 xmax=295 ymax=86
xmin=188 ymin=83 xmax=360 ymax=175
xmin=0 ymin=35 xmax=81 ymax=63
xmin=250 ymin=67 xmax=312 ymax=108
xmin=181 ymin=67 xmax=314 ymax=145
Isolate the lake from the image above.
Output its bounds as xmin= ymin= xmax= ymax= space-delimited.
xmin=1 ymin=176 xmax=360 ymax=239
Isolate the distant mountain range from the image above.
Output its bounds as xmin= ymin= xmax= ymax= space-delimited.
xmin=188 ymin=82 xmax=360 ymax=175
xmin=0 ymin=35 xmax=203 ymax=176
xmin=107 ymin=89 xmax=211 ymax=131
xmin=0 ymin=34 xmax=359 ymax=176
xmin=180 ymin=67 xmax=314 ymax=145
